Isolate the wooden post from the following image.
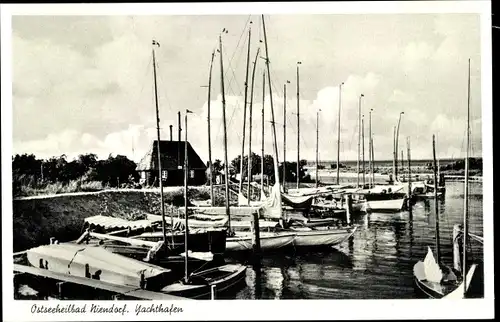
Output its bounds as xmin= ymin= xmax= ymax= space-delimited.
xmin=211 ymin=285 xmax=216 ymax=300
xmin=57 ymin=282 xmax=65 ymax=298
xmin=344 ymin=194 xmax=352 ymax=225
xmin=251 ymin=211 xmax=261 ymax=255
xmin=453 ymin=224 xmax=462 ymax=272
xmin=50 ymin=237 xmax=55 ymax=245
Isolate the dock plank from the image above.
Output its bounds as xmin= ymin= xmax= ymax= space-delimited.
xmin=13 ymin=264 xmax=189 ymax=300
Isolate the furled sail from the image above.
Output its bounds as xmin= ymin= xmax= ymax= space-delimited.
xmin=258 ymin=183 xmax=282 ymax=219
xmin=281 ymin=193 xmax=313 ymax=209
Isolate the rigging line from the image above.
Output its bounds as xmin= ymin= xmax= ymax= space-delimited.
xmin=154 ymin=62 xmax=175 ymax=115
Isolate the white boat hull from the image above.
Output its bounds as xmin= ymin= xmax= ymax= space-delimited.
xmin=292 ymin=227 xmax=357 ymax=247
xmin=225 ymin=232 xmax=295 ymax=252
xmin=364 ymin=198 xmax=406 ymax=212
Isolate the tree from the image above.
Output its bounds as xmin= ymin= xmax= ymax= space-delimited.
xmin=212 ymin=159 xmax=223 ymax=173
xmin=229 ymin=154 xmax=309 ymax=184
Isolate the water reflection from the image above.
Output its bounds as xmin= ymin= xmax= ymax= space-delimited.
xmin=233 ymin=181 xmax=483 ymax=299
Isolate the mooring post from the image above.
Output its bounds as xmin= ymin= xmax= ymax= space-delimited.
xmin=453 ymin=224 xmax=462 ymax=273
xmin=211 ymin=285 xmax=216 ymax=300
xmin=344 ymin=194 xmax=352 ymax=225
xmin=50 ymin=237 xmax=55 ymax=245
xmin=251 ymin=210 xmax=261 ymax=255
xmin=56 ymin=282 xmax=65 ymax=298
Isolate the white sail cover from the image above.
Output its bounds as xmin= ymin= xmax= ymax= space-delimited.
xmin=423 ymin=246 xmax=443 ymax=283
xmin=238 ymin=192 xmax=248 ymax=206
xmin=258 ymin=183 xmax=282 ymax=219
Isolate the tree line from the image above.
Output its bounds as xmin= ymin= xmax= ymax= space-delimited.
xmin=12 ymin=153 xmax=139 ymax=196
xmin=13 ymin=151 xmax=312 ymax=197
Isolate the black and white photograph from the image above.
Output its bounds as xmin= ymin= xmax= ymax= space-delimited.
xmin=1 ymin=1 xmax=494 ymax=320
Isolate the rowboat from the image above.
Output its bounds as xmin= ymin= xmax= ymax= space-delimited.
xmin=364 ymin=197 xmax=407 ymax=212
xmin=225 ymin=232 xmax=296 ymax=252
xmin=289 ymin=226 xmax=357 ymax=247
xmin=161 ymin=264 xmax=247 ymax=299
xmin=413 ymin=247 xmax=476 ymax=298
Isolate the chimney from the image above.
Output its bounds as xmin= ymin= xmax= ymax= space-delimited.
xmin=178 ymin=111 xmax=182 ymax=142
xmin=169 ymin=125 xmax=173 ymax=141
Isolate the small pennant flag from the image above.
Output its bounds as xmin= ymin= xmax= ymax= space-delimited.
xmin=286 ymin=80 xmax=291 ymax=84
xmin=186 ymin=109 xmax=194 ymax=114
xmin=152 ymin=40 xmax=160 ymax=47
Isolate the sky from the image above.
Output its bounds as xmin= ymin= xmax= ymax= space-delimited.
xmin=11 ymin=13 xmax=483 ymax=164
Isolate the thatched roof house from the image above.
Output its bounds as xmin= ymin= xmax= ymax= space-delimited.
xmin=137 ymin=140 xmax=207 ymax=186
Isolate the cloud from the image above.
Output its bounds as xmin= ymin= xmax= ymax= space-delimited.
xmin=12 ymin=14 xmax=483 ymax=164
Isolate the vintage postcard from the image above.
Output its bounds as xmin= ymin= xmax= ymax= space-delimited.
xmin=1 ymin=1 xmax=494 ymax=321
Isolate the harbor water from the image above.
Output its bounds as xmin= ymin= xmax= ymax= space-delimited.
xmin=228 ymin=180 xmax=484 ymax=299
xmin=14 ymin=180 xmax=483 ymax=300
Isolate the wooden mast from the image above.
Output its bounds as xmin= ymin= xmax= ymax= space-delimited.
xmin=462 ymin=58 xmax=471 ymax=295
xmin=407 ymin=137 xmax=412 ymax=202
xmin=296 ymin=62 xmax=301 ymax=189
xmin=261 ymin=71 xmax=265 ymax=199
xmin=371 ymin=136 xmax=375 ymax=186
xmin=315 ymin=109 xmax=319 ymax=188
xmin=239 ymin=26 xmax=252 ymax=196
xmin=357 ymin=94 xmax=363 ymax=187
xmin=283 ymin=82 xmax=288 ymax=192
xmin=207 ymin=50 xmax=215 ymax=206
xmin=362 ymin=115 xmax=365 ymax=187
xmin=432 ymin=134 xmax=441 ymax=264
xmin=262 ymin=14 xmax=282 ymax=218
xmin=219 ymin=32 xmax=231 ymax=231
xmin=183 ymin=110 xmax=190 ymax=282
xmin=336 ymin=82 xmax=343 ymax=185
xmin=247 ymin=47 xmax=260 ymax=205
xmin=393 ymin=126 xmax=396 ymax=182
xmin=369 ymin=109 xmax=373 ymax=188
xmin=152 ymin=40 xmax=167 ymax=244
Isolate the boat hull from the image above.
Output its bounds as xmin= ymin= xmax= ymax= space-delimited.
xmin=133 ymin=228 xmax=227 ymax=254
xmin=292 ymin=227 xmax=357 ymax=247
xmin=161 ymin=264 xmax=247 ymax=299
xmin=364 ymin=198 xmax=406 ymax=212
xmin=225 ymin=232 xmax=296 ymax=252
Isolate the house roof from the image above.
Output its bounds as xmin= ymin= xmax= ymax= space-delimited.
xmin=136 ymin=140 xmax=207 ymax=171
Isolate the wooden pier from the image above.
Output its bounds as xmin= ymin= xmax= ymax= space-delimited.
xmin=14 ymin=264 xmax=190 ymax=300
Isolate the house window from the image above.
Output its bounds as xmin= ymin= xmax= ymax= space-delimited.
xmin=162 ymin=170 xmax=168 ymax=180
xmin=190 ymin=170 xmax=195 ymax=179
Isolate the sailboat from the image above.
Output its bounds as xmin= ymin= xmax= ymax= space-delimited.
xmin=216 ymin=23 xmax=297 ymax=252
xmin=413 ymin=59 xmax=479 ymax=299
xmin=160 ymin=108 xmax=247 ymax=298
xmin=250 ymin=15 xmax=357 ymax=248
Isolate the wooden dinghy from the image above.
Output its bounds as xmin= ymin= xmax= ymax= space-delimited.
xmin=25 ymin=243 xmax=173 ymax=291
xmin=161 ymin=264 xmax=247 ymax=299
xmin=288 ymin=226 xmax=357 ymax=247
xmin=412 ymin=247 xmax=477 ymax=299
xmin=83 ymin=215 xmax=227 ymax=255
xmin=225 ymin=231 xmax=296 ymax=252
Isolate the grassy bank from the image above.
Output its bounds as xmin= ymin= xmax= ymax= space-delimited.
xmin=13 ymin=186 xmax=224 ymax=252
